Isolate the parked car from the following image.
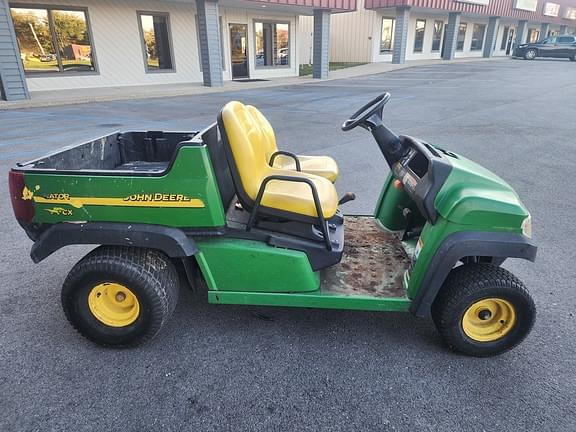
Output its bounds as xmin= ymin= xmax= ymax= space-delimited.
xmin=513 ymin=35 xmax=576 ymax=61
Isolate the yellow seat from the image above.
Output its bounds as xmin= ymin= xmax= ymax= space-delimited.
xmin=246 ymin=105 xmax=340 ymax=183
xmin=219 ymin=101 xmax=338 ymax=219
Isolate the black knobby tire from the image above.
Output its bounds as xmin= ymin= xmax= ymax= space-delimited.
xmin=432 ymin=263 xmax=536 ymax=357
xmin=62 ymin=246 xmax=179 ymax=347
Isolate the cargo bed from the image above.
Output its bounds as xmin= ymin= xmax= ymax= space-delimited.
xmin=17 ymin=130 xmax=197 ymax=173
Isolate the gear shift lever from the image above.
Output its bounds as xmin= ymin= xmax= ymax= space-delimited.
xmin=338 ymin=192 xmax=356 ymax=206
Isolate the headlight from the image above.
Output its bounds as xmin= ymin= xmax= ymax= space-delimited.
xmin=521 ymin=215 xmax=532 ymax=238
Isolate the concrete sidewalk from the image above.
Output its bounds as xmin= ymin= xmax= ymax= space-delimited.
xmin=0 ymin=57 xmax=509 ymax=110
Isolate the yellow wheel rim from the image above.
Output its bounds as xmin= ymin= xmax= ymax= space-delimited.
xmin=88 ymin=283 xmax=140 ymax=327
xmin=462 ymin=298 xmax=516 ymax=342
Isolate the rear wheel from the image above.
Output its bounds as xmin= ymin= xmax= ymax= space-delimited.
xmin=62 ymin=246 xmax=179 ymax=347
xmin=524 ymin=49 xmax=537 ymax=60
xmin=570 ymin=53 xmax=576 ymax=62
xmin=432 ymin=263 xmax=535 ymax=357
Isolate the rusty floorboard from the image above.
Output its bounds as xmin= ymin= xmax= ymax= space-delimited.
xmin=321 ymin=216 xmax=410 ymax=298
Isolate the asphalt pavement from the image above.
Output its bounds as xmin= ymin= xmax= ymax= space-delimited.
xmin=1 ymin=58 xmax=575 ymax=431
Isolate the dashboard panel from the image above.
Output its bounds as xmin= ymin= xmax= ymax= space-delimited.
xmin=392 ymin=136 xmax=453 ymax=223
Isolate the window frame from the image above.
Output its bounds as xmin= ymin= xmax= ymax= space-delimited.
xmin=431 ymin=20 xmax=443 ymax=52
xmin=380 ymin=17 xmax=395 ymax=54
xmin=10 ymin=3 xmax=98 ymax=76
xmin=413 ymin=19 xmax=426 ymax=53
xmin=252 ymin=19 xmax=291 ymax=69
xmin=470 ymin=23 xmax=486 ymax=51
xmin=137 ymin=11 xmax=176 ymax=73
xmin=457 ymin=22 xmax=467 ymax=51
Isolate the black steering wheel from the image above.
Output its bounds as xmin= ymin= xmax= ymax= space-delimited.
xmin=341 ymin=92 xmax=391 ymax=132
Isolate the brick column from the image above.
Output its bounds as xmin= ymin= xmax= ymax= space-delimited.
xmin=392 ymin=7 xmax=410 ymax=64
xmin=540 ymin=22 xmax=550 ymax=39
xmin=515 ymin=20 xmax=528 ymax=47
xmin=559 ymin=25 xmax=567 ymax=34
xmin=483 ymin=16 xmax=500 ymax=58
xmin=442 ymin=12 xmax=461 ymax=60
xmin=313 ymin=9 xmax=331 ymax=79
xmin=0 ymin=0 xmax=29 ymax=101
xmin=197 ymin=0 xmax=223 ymax=87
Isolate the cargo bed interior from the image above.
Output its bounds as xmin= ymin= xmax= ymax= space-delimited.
xmin=22 ymin=131 xmax=197 ymax=172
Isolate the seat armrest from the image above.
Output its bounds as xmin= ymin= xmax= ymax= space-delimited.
xmin=247 ymin=174 xmax=331 ymax=251
xmin=269 ymin=151 xmax=301 ymax=171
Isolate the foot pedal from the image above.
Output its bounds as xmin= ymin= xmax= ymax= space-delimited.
xmin=338 ymin=192 xmax=356 ymax=206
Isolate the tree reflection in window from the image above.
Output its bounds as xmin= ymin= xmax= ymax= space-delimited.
xmin=10 ymin=7 xmax=95 ymax=73
xmin=139 ymin=14 xmax=173 ymax=71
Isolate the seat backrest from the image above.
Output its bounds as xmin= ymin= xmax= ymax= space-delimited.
xmin=200 ymin=123 xmax=236 ymax=210
xmin=219 ymin=101 xmax=272 ymax=200
xmin=246 ymin=105 xmax=278 ymax=162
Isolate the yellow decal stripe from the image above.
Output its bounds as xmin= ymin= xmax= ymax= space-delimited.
xmin=33 ymin=196 xmax=205 ymax=209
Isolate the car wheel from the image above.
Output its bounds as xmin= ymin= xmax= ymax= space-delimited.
xmin=524 ymin=49 xmax=537 ymax=60
xmin=570 ymin=53 xmax=576 ymax=62
xmin=61 ymin=246 xmax=179 ymax=347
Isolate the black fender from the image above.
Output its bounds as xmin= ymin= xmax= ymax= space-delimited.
xmin=410 ymin=231 xmax=537 ymax=318
xmin=30 ymin=222 xmax=198 ymax=263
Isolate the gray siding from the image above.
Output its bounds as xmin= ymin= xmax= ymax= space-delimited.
xmin=197 ymin=0 xmax=223 ymax=87
xmin=0 ymin=0 xmax=29 ymax=101
xmin=392 ymin=6 xmax=410 ymax=64
xmin=483 ymin=16 xmax=499 ymax=58
xmin=312 ymin=9 xmax=330 ymax=79
xmin=540 ymin=23 xmax=550 ymax=39
xmin=442 ymin=12 xmax=461 ymax=60
xmin=515 ymin=20 xmax=528 ymax=46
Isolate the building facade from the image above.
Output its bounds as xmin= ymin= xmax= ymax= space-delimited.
xmin=0 ymin=0 xmax=355 ymax=100
xmin=301 ymin=0 xmax=576 ymax=64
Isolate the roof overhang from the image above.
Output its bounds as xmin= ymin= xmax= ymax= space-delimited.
xmin=222 ymin=0 xmax=357 ymax=14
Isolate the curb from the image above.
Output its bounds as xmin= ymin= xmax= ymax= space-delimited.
xmin=0 ymin=57 xmax=509 ymax=110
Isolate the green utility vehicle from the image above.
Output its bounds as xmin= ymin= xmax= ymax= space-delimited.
xmin=9 ymin=93 xmax=537 ymax=356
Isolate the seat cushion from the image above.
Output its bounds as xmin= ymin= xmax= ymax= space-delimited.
xmin=272 ymin=155 xmax=339 ymax=183
xmin=261 ymin=170 xmax=339 ymax=219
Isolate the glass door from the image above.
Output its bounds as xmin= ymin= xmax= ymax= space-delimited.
xmin=229 ymin=24 xmax=248 ymax=79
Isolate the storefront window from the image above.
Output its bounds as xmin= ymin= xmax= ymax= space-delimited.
xmin=254 ymin=21 xmax=289 ymax=67
xmin=527 ymin=29 xmax=540 ymax=43
xmin=10 ymin=6 xmax=95 ymax=73
xmin=414 ymin=19 xmax=426 ymax=52
xmin=139 ymin=14 xmax=173 ymax=71
xmin=500 ymin=26 xmax=510 ymax=50
xmin=471 ymin=24 xmax=486 ymax=51
xmin=380 ymin=18 xmax=395 ymax=53
xmin=432 ymin=21 xmax=443 ymax=51
xmin=457 ymin=23 xmax=467 ymax=51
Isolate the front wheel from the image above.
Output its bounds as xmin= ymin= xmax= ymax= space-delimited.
xmin=570 ymin=53 xmax=576 ymax=62
xmin=62 ymin=246 xmax=179 ymax=347
xmin=432 ymin=263 xmax=536 ymax=357
xmin=524 ymin=49 xmax=537 ymax=60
